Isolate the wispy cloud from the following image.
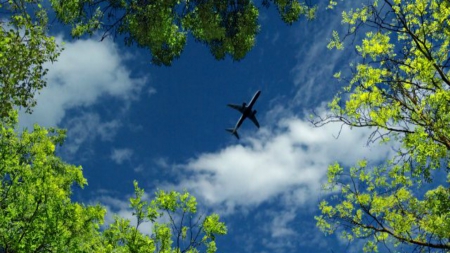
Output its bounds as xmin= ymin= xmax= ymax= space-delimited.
xmin=147 ymin=87 xmax=157 ymax=96
xmin=264 ymin=209 xmax=298 ymax=238
xmin=290 ymin=2 xmax=356 ymax=109
xmin=18 ymin=36 xmax=148 ymax=157
xmin=62 ymin=112 xmax=121 ymax=156
xmin=111 ymin=148 xmax=134 ymax=165
xmin=154 ymin=157 xmax=171 ymax=169
xmin=19 ymin=36 xmax=146 ymax=129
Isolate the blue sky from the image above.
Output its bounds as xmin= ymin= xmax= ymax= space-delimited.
xmin=19 ymin=2 xmax=398 ymax=253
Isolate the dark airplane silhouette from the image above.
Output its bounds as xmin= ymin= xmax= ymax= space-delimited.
xmin=226 ymin=90 xmax=261 ymax=139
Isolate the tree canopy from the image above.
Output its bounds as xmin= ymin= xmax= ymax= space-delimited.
xmin=1 ymin=0 xmax=315 ymax=116
xmin=0 ymin=111 xmax=104 ymax=252
xmin=49 ymin=0 xmax=316 ymax=65
xmin=0 ymin=111 xmax=227 ymax=252
xmin=0 ymin=1 xmax=309 ymax=252
xmin=316 ymin=0 xmax=450 ymax=252
xmin=4 ymin=0 xmax=450 ymax=252
xmin=0 ymin=2 xmax=60 ymax=116
xmin=103 ymin=181 xmax=227 ymax=253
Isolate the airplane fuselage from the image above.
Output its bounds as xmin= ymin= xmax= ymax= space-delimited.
xmin=227 ymin=90 xmax=261 ymax=139
xmin=234 ymin=90 xmax=260 ymax=129
xmin=234 ymin=109 xmax=254 ymax=129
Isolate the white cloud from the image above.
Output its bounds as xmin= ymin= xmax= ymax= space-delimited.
xmin=259 ymin=204 xmax=332 ymax=252
xmin=173 ymin=108 xmax=394 ymax=214
xmin=63 ymin=112 xmax=121 ymax=155
xmin=134 ymin=165 xmax=144 ymax=173
xmin=111 ymin=148 xmax=133 ymax=165
xmin=265 ymin=209 xmax=298 ymax=238
xmin=290 ymin=3 xmax=356 ymax=109
xmin=147 ymin=86 xmax=157 ymax=96
xmin=154 ymin=157 xmax=171 ymax=169
xmin=167 ymin=106 xmax=395 ymax=253
xmin=19 ymin=36 xmax=146 ymax=128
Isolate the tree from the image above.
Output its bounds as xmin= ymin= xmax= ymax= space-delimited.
xmin=1 ymin=0 xmax=315 ymax=116
xmin=315 ymin=0 xmax=450 ymax=252
xmin=1 ymin=1 xmax=231 ymax=251
xmin=49 ymin=0 xmax=316 ymax=66
xmin=0 ymin=2 xmax=61 ymax=116
xmin=0 ymin=110 xmax=105 ymax=252
xmin=0 ymin=110 xmax=226 ymax=253
xmin=102 ymin=182 xmax=227 ymax=253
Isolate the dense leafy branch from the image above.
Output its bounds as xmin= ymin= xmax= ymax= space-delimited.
xmin=0 ymin=110 xmax=227 ymax=253
xmin=0 ymin=1 xmax=61 ymax=116
xmin=103 ymin=182 xmax=227 ymax=253
xmin=48 ymin=0 xmax=316 ymax=66
xmin=317 ymin=162 xmax=450 ymax=252
xmin=1 ymin=0 xmax=317 ymax=116
xmin=316 ymin=0 xmax=450 ymax=178
xmin=0 ymin=111 xmax=105 ymax=252
xmin=316 ymin=0 xmax=450 ymax=252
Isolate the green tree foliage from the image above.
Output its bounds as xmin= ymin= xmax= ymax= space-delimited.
xmin=102 ymin=181 xmax=227 ymax=253
xmin=315 ymin=0 xmax=450 ymax=252
xmin=1 ymin=0 xmax=315 ymax=115
xmin=0 ymin=110 xmax=105 ymax=252
xmin=0 ymin=1 xmax=61 ymax=116
xmin=0 ymin=110 xmax=226 ymax=253
xmin=1 ymin=1 xmax=230 ymax=251
xmin=48 ymin=0 xmax=316 ymax=66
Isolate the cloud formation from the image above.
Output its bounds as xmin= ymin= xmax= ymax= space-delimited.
xmin=61 ymin=112 xmax=121 ymax=156
xmin=111 ymin=148 xmax=134 ymax=165
xmin=20 ymin=37 xmax=146 ymax=128
xmin=291 ymin=2 xmax=356 ymax=109
xmin=174 ymin=109 xmax=394 ymax=214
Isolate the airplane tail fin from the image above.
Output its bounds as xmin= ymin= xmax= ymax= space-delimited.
xmin=226 ymin=128 xmax=240 ymax=139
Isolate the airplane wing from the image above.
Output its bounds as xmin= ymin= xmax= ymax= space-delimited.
xmin=247 ymin=90 xmax=261 ymax=109
xmin=248 ymin=114 xmax=260 ymax=128
xmin=227 ymin=104 xmax=245 ymax=113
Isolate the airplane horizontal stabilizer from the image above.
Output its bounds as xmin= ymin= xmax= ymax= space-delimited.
xmin=227 ymin=104 xmax=244 ymax=113
xmin=226 ymin=128 xmax=240 ymax=139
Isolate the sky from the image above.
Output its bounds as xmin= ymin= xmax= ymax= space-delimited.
xmin=18 ymin=2 xmax=398 ymax=253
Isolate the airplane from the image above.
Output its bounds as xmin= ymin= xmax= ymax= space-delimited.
xmin=226 ymin=90 xmax=261 ymax=139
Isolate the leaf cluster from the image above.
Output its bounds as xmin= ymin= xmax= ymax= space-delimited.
xmin=0 ymin=110 xmax=227 ymax=253
xmin=0 ymin=1 xmax=61 ymax=116
xmin=317 ymin=161 xmax=450 ymax=252
xmin=103 ymin=181 xmax=227 ymax=253
xmin=321 ymin=0 xmax=450 ymax=179
xmin=0 ymin=111 xmax=105 ymax=252
xmin=316 ymin=0 xmax=450 ymax=252
xmin=48 ymin=0 xmax=316 ymax=66
xmin=0 ymin=0 xmax=316 ymax=115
